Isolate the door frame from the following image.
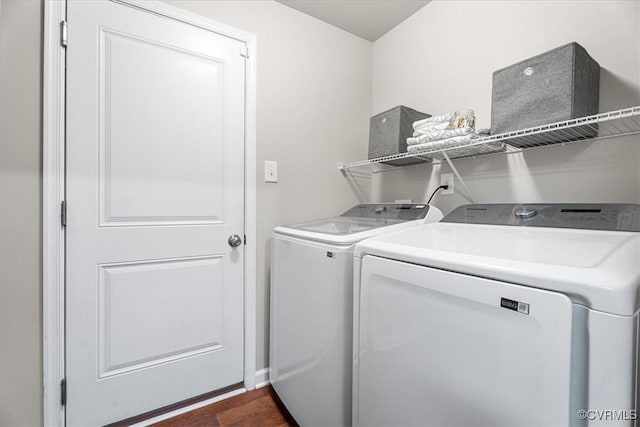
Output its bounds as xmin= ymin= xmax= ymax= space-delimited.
xmin=43 ymin=1 xmax=257 ymax=425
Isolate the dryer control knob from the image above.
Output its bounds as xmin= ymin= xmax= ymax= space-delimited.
xmin=514 ymin=207 xmax=537 ymax=219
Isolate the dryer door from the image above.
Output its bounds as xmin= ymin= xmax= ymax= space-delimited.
xmin=355 ymin=255 xmax=579 ymax=427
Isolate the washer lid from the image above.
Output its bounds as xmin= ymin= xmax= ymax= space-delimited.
xmin=273 ymin=204 xmax=436 ymax=245
xmin=355 ymin=222 xmax=640 ymax=316
xmin=274 ymin=217 xmax=412 ymax=245
xmin=279 ymin=216 xmax=404 ymax=236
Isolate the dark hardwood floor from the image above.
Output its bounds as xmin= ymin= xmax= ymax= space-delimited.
xmin=151 ymin=386 xmax=298 ymax=427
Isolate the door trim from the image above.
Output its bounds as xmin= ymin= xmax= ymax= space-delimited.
xmin=42 ymin=1 xmax=257 ymax=425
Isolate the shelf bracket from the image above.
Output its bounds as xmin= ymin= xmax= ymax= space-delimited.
xmin=442 ymin=150 xmax=476 ymax=204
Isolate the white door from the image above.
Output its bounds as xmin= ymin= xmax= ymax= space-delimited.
xmin=65 ymin=1 xmax=246 ymax=425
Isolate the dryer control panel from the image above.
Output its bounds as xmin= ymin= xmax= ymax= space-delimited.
xmin=442 ymin=203 xmax=640 ymax=231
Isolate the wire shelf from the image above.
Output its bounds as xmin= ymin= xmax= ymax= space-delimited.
xmin=338 ymin=106 xmax=640 ymax=170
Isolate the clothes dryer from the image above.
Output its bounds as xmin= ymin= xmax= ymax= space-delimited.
xmin=353 ymin=204 xmax=640 ymax=427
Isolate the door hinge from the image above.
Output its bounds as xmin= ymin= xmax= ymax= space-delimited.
xmin=60 ymin=20 xmax=68 ymax=48
xmin=240 ymin=45 xmax=249 ymax=58
xmin=60 ymin=379 xmax=67 ymax=406
xmin=60 ymin=201 xmax=66 ymax=228
xmin=244 ymin=234 xmax=247 ymax=245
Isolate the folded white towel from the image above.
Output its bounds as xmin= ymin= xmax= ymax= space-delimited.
xmin=408 ymin=127 xmax=473 ymax=145
xmin=413 ymin=121 xmax=451 ymax=135
xmin=407 ymin=134 xmax=476 ymax=153
xmin=412 ymin=114 xmax=453 ymax=130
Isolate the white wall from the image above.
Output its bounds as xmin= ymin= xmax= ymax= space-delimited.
xmin=370 ymin=0 xmax=640 ymax=213
xmin=0 ymin=0 xmax=43 ymax=425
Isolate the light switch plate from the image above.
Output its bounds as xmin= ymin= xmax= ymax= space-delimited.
xmin=265 ymin=160 xmax=278 ymax=183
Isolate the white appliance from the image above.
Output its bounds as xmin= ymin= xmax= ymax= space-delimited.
xmin=270 ymin=203 xmax=443 ymax=426
xmin=353 ymin=203 xmax=640 ymax=427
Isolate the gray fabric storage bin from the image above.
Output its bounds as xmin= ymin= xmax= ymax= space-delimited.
xmin=369 ymin=106 xmax=431 ymax=166
xmin=491 ymin=42 xmax=600 ymax=148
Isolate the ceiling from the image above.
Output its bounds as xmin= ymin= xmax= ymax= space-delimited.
xmin=276 ymin=0 xmax=431 ymax=41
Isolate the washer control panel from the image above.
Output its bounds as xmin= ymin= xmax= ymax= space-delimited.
xmin=342 ymin=204 xmax=431 ymax=221
xmin=442 ymin=204 xmax=640 ymax=231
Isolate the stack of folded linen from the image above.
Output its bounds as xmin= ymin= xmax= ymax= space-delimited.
xmin=407 ymin=114 xmax=475 ymax=153
xmin=406 ymin=113 xmax=504 ymax=159
xmin=412 ymin=114 xmax=453 ymax=134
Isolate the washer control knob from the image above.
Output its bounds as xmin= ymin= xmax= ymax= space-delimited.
xmin=514 ymin=207 xmax=537 ymax=219
xmin=374 ymin=206 xmax=387 ymax=214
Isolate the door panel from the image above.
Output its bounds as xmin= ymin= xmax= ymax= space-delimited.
xmin=98 ymin=256 xmax=224 ymax=377
xmin=355 ymin=255 xmax=576 ymax=427
xmin=66 ymin=1 xmax=246 ymax=425
xmin=100 ymin=29 xmax=226 ymax=226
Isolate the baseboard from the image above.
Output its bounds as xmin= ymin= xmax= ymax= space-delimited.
xmin=255 ymin=368 xmax=270 ymax=389
xmin=130 ymin=387 xmax=247 ymax=426
xmin=130 ymin=369 xmax=271 ymax=426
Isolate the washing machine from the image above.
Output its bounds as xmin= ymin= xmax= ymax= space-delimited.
xmin=270 ymin=203 xmax=443 ymax=426
xmin=353 ymin=203 xmax=640 ymax=427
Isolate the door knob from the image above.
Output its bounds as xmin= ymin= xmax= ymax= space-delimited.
xmin=228 ymin=234 xmax=243 ymax=248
